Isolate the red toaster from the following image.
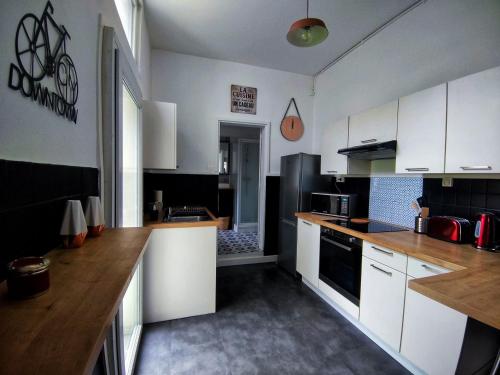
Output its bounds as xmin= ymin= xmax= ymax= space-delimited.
xmin=427 ymin=216 xmax=472 ymax=243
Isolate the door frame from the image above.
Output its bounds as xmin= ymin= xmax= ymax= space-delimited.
xmin=236 ymin=138 xmax=260 ymax=232
xmin=217 ymin=120 xmax=270 ymax=250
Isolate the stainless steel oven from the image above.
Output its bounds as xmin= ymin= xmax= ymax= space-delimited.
xmin=319 ymin=226 xmax=362 ymax=306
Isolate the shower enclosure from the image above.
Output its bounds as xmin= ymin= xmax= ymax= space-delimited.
xmin=237 ymin=139 xmax=260 ymax=232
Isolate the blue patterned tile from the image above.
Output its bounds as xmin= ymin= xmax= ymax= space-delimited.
xmin=217 ymin=230 xmax=261 ymax=255
xmin=369 ymin=177 xmax=423 ymax=228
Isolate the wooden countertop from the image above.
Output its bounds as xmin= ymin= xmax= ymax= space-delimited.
xmin=0 ymin=227 xmax=152 ymax=375
xmin=296 ymin=212 xmax=500 ymax=330
xmin=143 ymin=207 xmax=219 ymax=229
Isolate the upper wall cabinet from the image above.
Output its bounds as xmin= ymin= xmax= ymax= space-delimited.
xmin=143 ymin=101 xmax=177 ymax=170
xmin=446 ymin=66 xmax=500 ymax=173
xmin=321 ymin=117 xmax=348 ymax=175
xmin=348 ymin=101 xmax=398 ymax=148
xmin=396 ymin=84 xmax=447 ymax=174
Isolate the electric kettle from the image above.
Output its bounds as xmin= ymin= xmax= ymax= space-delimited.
xmin=473 ymin=212 xmax=499 ymax=251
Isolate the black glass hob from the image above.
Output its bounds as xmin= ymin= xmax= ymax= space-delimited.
xmin=324 ymin=219 xmax=409 ymax=233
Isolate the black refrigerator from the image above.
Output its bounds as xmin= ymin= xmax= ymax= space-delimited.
xmin=278 ymin=153 xmax=329 ymax=275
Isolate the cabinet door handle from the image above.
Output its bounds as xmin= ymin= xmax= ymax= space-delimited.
xmin=405 ymin=168 xmax=429 ymax=172
xmin=370 ymin=264 xmax=392 ymax=277
xmin=361 ymin=138 xmax=377 ymax=144
xmin=302 ymin=221 xmax=312 ymax=226
xmin=371 ymin=246 xmax=393 ymax=256
xmin=421 ymin=264 xmax=442 ymax=274
xmin=460 ymin=166 xmax=492 ymax=171
xmin=327 ymin=170 xmax=338 ymax=174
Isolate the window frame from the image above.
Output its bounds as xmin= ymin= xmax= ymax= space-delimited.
xmin=114 ymin=0 xmax=143 ymax=59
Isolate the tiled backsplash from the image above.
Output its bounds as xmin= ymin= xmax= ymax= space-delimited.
xmin=144 ymin=173 xmax=219 ymax=215
xmin=0 ymin=160 xmax=99 ymax=281
xmin=369 ymin=177 xmax=423 ymax=228
xmin=423 ymin=178 xmax=500 ymax=220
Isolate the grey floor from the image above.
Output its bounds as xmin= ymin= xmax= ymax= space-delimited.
xmin=134 ymin=263 xmax=410 ymax=375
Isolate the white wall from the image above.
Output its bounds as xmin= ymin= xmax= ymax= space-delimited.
xmin=151 ymin=50 xmax=314 ymax=175
xmin=0 ymin=0 xmax=151 ymax=167
xmin=313 ymin=0 xmax=500 ymax=153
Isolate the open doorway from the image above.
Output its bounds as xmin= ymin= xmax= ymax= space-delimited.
xmin=217 ymin=121 xmax=267 ymax=263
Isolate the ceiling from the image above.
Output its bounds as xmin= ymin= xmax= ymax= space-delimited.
xmin=144 ymin=0 xmax=418 ymax=76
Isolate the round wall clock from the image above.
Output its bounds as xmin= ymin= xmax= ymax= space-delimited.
xmin=280 ymin=98 xmax=304 ymax=141
xmin=281 ymin=115 xmax=304 ymax=141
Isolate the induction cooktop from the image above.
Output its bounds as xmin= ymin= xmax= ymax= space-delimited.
xmin=324 ymin=219 xmax=409 ymax=233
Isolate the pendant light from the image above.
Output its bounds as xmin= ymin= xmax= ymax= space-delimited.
xmin=287 ymin=0 xmax=328 ymax=47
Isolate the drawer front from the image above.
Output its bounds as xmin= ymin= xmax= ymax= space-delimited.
xmin=407 ymin=257 xmax=451 ymax=279
xmin=363 ymin=241 xmax=407 ymax=273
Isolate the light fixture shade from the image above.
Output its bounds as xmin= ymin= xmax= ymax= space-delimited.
xmin=287 ymin=18 xmax=328 ymax=47
xmin=85 ymin=196 xmax=105 ymax=237
xmin=60 ymin=200 xmax=88 ymax=248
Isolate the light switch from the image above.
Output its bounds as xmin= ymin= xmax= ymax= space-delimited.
xmin=442 ymin=177 xmax=453 ymax=187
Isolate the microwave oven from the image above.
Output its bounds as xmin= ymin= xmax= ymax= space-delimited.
xmin=311 ymin=193 xmax=358 ymax=219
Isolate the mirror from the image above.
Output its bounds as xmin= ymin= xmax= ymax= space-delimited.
xmin=219 ymin=139 xmax=230 ymax=175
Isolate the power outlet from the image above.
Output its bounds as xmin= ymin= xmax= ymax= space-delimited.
xmin=336 ymin=177 xmax=345 ymax=183
xmin=442 ymin=177 xmax=453 ymax=187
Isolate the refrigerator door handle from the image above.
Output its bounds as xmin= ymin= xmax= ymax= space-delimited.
xmin=281 ymin=219 xmax=297 ymax=228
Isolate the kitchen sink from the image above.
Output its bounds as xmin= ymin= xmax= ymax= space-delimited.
xmin=164 ymin=215 xmax=212 ymax=223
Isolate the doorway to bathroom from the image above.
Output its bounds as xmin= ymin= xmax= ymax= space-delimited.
xmin=217 ymin=121 xmax=269 ymax=265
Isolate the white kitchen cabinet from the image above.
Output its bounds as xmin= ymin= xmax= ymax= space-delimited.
xmin=401 ymin=273 xmax=467 ymax=375
xmin=296 ymin=219 xmax=321 ymax=287
xmin=360 ymin=256 xmax=406 ymax=351
xmin=446 ymin=66 xmax=500 ymax=173
xmin=143 ymin=100 xmax=177 ymax=169
xmin=396 ymin=84 xmax=447 ymax=174
xmin=406 ymin=256 xmax=451 ymax=278
xmin=320 ymin=117 xmax=348 ymax=175
xmin=143 ymin=226 xmax=216 ymax=323
xmin=362 ymin=241 xmax=407 ymax=273
xmin=348 ymin=101 xmax=398 ymax=148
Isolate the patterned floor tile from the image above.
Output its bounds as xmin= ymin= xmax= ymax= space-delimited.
xmin=217 ymin=230 xmax=261 ymax=255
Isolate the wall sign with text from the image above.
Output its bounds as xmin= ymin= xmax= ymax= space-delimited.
xmin=7 ymin=1 xmax=79 ymax=123
xmin=231 ymin=85 xmax=257 ymax=115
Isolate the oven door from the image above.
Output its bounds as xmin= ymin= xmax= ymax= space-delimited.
xmin=319 ymin=233 xmax=362 ymax=306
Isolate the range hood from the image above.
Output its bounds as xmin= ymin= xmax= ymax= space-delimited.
xmin=337 ymin=140 xmax=397 ymax=160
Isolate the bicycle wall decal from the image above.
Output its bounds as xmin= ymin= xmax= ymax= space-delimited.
xmin=7 ymin=1 xmax=79 ymax=124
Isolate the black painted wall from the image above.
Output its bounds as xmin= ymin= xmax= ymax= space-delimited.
xmin=143 ymin=173 xmax=219 ymax=216
xmin=333 ymin=177 xmax=371 ymax=218
xmin=264 ymin=176 xmax=280 ymax=255
xmin=0 ymin=160 xmax=99 ymax=281
xmin=423 ymin=178 xmax=500 ymax=221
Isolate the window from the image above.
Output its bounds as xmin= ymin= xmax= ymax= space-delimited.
xmin=119 ymin=82 xmax=142 ymax=374
xmin=120 ymin=82 xmax=140 ymax=227
xmin=114 ymin=0 xmax=141 ymax=56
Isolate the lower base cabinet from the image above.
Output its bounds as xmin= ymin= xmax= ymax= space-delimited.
xmin=143 ymin=226 xmax=217 ymax=323
xmin=297 ymin=224 xmax=473 ymax=374
xmin=401 ymin=279 xmax=467 ymax=375
xmin=360 ymin=256 xmax=406 ymax=351
xmin=296 ymin=219 xmax=320 ymax=287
